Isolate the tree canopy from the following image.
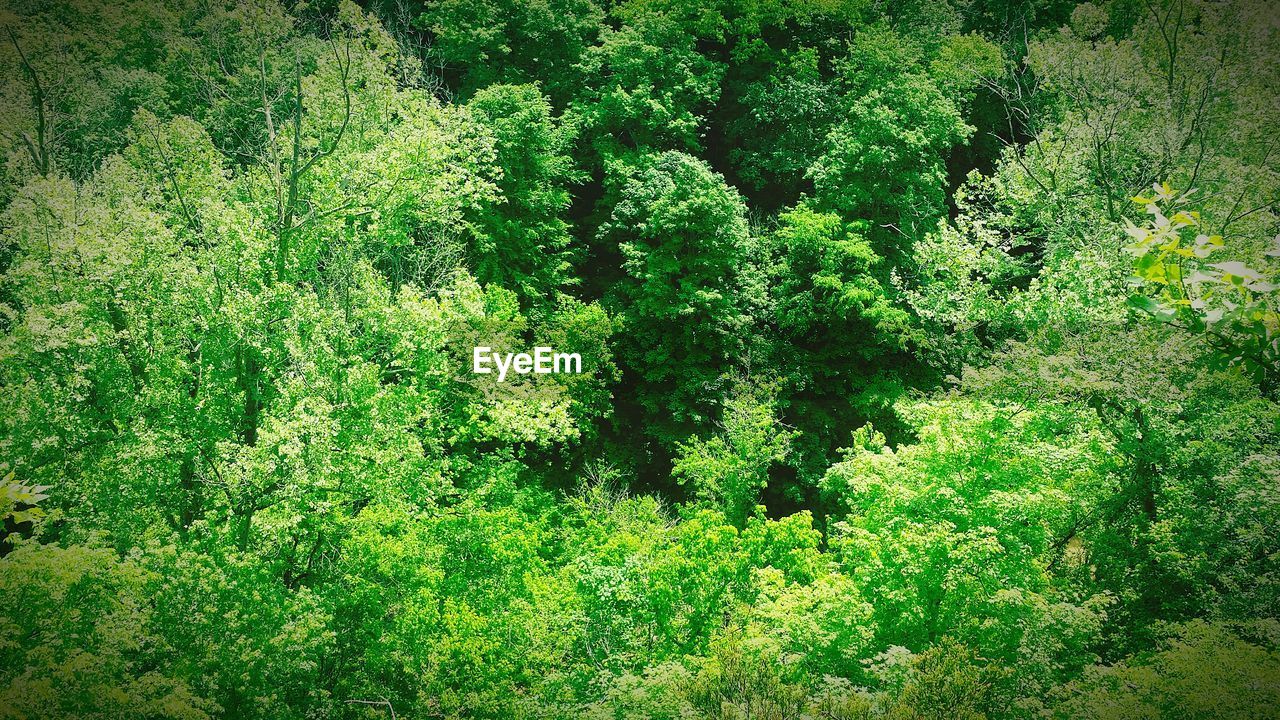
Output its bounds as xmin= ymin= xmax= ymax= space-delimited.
xmin=1 ymin=0 xmax=1278 ymax=718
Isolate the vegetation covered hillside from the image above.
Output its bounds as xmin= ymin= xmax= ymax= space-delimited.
xmin=1 ymin=0 xmax=1278 ymax=717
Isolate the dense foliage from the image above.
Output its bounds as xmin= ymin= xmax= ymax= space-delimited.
xmin=1 ymin=0 xmax=1278 ymax=718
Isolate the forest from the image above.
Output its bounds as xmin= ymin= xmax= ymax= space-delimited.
xmin=0 ymin=0 xmax=1278 ymax=717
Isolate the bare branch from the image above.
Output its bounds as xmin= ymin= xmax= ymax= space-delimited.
xmin=345 ymin=699 xmax=397 ymax=720
xmin=5 ymin=26 xmax=51 ymax=175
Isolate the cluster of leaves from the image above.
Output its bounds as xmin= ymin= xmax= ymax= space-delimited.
xmin=0 ymin=466 xmax=48 ymax=529
xmin=1124 ymin=183 xmax=1280 ymax=387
